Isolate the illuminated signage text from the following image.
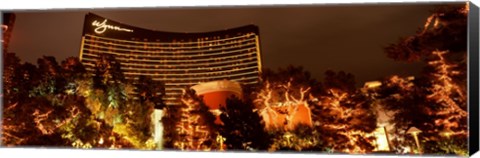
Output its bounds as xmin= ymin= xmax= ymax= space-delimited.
xmin=92 ymin=19 xmax=133 ymax=34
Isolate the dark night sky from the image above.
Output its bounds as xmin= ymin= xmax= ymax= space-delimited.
xmin=6 ymin=3 xmax=461 ymax=87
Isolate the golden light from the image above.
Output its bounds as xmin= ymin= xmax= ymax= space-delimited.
xmin=91 ymin=19 xmax=133 ymax=34
xmin=427 ymin=51 xmax=467 ymax=136
xmin=364 ymin=81 xmax=382 ymax=89
xmin=283 ymin=132 xmax=294 ymax=147
xmin=406 ymin=127 xmax=422 ymax=154
xmin=460 ymin=2 xmax=469 ymax=14
xmin=32 ymin=109 xmax=54 ymax=135
xmin=406 ymin=127 xmax=422 ymax=135
xmin=440 ymin=128 xmax=454 ymax=139
xmin=254 ymin=80 xmax=313 ymax=130
xmin=173 ymin=89 xmax=214 ymax=151
xmin=373 ymin=127 xmax=391 ymax=151
xmin=99 ymin=137 xmax=104 ymax=145
xmin=216 ymin=134 xmax=226 ymax=151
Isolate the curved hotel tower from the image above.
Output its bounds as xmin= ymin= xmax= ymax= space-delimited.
xmin=79 ymin=13 xmax=263 ymax=106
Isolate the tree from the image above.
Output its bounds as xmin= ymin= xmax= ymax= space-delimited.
xmin=2 ymin=52 xmax=21 ymax=103
xmin=308 ymin=70 xmax=377 ymax=153
xmin=260 ymin=65 xmax=323 ymax=95
xmin=61 ymin=57 xmax=87 ymax=80
xmin=323 ymin=70 xmax=356 ymax=94
xmin=374 ymin=75 xmax=430 ymax=151
xmin=90 ymin=54 xmax=128 ymax=122
xmin=2 ymin=55 xmax=144 ymax=150
xmin=385 ymin=4 xmax=467 ymax=63
xmin=34 ymin=56 xmax=65 ymax=95
xmin=254 ymin=66 xmax=322 ymax=131
xmin=254 ymin=66 xmax=378 ymax=153
xmin=163 ymin=88 xmax=218 ymax=151
xmin=381 ymin=3 xmax=468 ymax=155
xmin=134 ymin=75 xmax=166 ymax=109
xmin=218 ymin=96 xmax=272 ymax=151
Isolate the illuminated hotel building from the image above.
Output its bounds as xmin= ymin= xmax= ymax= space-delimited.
xmin=78 ymin=13 xmax=263 ymax=106
xmin=2 ymin=13 xmax=16 ymax=53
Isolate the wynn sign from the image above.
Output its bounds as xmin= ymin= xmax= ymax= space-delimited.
xmin=91 ymin=19 xmax=133 ymax=34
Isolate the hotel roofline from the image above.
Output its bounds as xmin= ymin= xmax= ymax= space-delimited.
xmin=82 ymin=12 xmax=260 ymax=41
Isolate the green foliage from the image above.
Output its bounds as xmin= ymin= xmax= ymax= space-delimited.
xmin=2 ymin=55 xmax=160 ymax=150
xmin=423 ymin=136 xmax=468 ymax=156
xmin=268 ymin=124 xmax=325 ymax=152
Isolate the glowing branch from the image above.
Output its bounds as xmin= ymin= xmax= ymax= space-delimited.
xmin=255 ymin=80 xmax=313 ymax=130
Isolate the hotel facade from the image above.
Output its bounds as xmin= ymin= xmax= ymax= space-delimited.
xmin=78 ymin=13 xmax=263 ymax=106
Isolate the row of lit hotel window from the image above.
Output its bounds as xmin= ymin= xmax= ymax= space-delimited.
xmin=81 ymin=59 xmax=259 ymax=73
xmin=81 ymin=60 xmax=259 ymax=74
xmin=86 ymin=65 xmax=259 ymax=82
xmin=120 ymin=62 xmax=258 ymax=73
xmin=81 ymin=56 xmax=259 ymax=71
xmin=82 ymin=44 xmax=257 ymax=58
xmin=124 ymin=75 xmax=259 ymax=87
xmin=124 ymin=32 xmax=257 ymax=44
xmin=123 ymin=66 xmax=258 ymax=77
xmin=84 ymin=36 xmax=257 ymax=51
xmin=86 ymin=32 xmax=257 ymax=44
xmin=86 ymin=62 xmax=258 ymax=79
xmin=82 ymin=66 xmax=259 ymax=79
xmin=84 ymin=61 xmax=258 ymax=74
xmin=84 ymin=33 xmax=257 ymax=46
xmin=84 ymin=38 xmax=256 ymax=51
xmin=81 ymin=48 xmax=257 ymax=61
xmin=82 ymin=49 xmax=257 ymax=64
xmin=81 ymin=50 xmax=257 ymax=65
xmin=94 ymin=36 xmax=257 ymax=47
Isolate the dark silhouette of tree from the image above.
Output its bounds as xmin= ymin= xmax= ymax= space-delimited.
xmin=10 ymin=62 xmax=40 ymax=101
xmin=61 ymin=57 xmax=87 ymax=80
xmin=35 ymin=56 xmax=65 ymax=95
xmin=261 ymin=65 xmax=323 ymax=95
xmin=2 ymin=97 xmax=55 ymax=146
xmin=218 ymin=96 xmax=272 ymax=151
xmin=2 ymin=52 xmax=21 ymax=104
xmin=385 ymin=4 xmax=467 ymax=63
xmin=134 ymin=75 xmax=166 ymax=109
xmin=323 ymin=70 xmax=356 ymax=94
xmin=161 ymin=102 xmax=182 ymax=149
